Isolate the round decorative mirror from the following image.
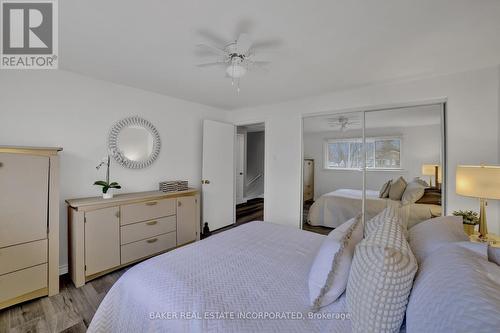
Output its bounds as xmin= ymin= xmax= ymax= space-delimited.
xmin=108 ymin=116 xmax=161 ymax=169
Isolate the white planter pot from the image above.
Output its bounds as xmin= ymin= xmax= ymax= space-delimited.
xmin=103 ymin=191 xmax=113 ymax=199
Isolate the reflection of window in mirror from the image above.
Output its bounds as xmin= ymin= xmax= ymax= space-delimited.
xmin=324 ymin=137 xmax=402 ymax=170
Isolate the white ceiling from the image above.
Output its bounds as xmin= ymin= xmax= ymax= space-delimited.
xmin=60 ymin=1 xmax=500 ymax=110
xmin=303 ymin=104 xmax=442 ymax=133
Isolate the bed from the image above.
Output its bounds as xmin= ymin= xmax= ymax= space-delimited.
xmin=88 ymin=221 xmax=353 ymax=333
xmin=307 ymin=189 xmax=441 ymax=228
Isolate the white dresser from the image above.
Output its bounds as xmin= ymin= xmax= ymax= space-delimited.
xmin=66 ymin=189 xmax=200 ymax=287
xmin=0 ymin=146 xmax=61 ymax=310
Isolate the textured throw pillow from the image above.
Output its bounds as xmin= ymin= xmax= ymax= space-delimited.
xmin=388 ymin=176 xmax=407 ymax=201
xmin=406 ymin=244 xmax=500 ymax=333
xmin=401 ymin=181 xmax=426 ymax=205
xmin=308 ymin=215 xmax=363 ymax=309
xmin=408 ymin=216 xmax=467 ymax=263
xmin=379 ymin=180 xmax=392 ymax=198
xmin=364 ymin=205 xmax=404 ymax=237
xmin=347 ymin=217 xmax=418 ymax=333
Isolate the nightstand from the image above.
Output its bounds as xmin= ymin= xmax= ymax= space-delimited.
xmin=469 ymin=232 xmax=500 ymax=248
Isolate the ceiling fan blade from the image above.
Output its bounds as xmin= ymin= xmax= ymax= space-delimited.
xmin=236 ymin=33 xmax=252 ymax=55
xmin=197 ymin=30 xmax=229 ymax=48
xmin=251 ymin=38 xmax=283 ymax=50
xmin=250 ymin=61 xmax=271 ymax=65
xmin=196 ymin=62 xmax=227 ymax=67
xmin=196 ymin=44 xmax=227 ymax=57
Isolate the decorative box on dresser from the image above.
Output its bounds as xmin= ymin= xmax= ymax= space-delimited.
xmin=66 ymin=189 xmax=200 ymax=287
xmin=0 ymin=146 xmax=61 ymax=310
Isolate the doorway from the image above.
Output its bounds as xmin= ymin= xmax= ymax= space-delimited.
xmin=235 ymin=123 xmax=265 ymax=225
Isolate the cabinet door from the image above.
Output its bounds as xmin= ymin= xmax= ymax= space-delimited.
xmin=0 ymin=153 xmax=49 ymax=248
xmin=176 ymin=196 xmax=197 ymax=246
xmin=84 ymin=207 xmax=120 ymax=275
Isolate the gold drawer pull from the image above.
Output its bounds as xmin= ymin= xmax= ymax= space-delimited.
xmin=145 ymin=201 xmax=158 ymax=206
xmin=146 ymin=221 xmax=158 ymax=226
xmin=147 ymin=238 xmax=158 ymax=243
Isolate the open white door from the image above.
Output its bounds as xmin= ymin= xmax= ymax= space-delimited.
xmin=202 ymin=120 xmax=235 ymax=231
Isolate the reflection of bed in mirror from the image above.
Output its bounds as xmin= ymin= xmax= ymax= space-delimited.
xmin=307 ymin=189 xmax=441 ymax=228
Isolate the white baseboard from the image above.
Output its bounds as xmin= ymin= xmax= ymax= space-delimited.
xmin=59 ymin=264 xmax=68 ymax=275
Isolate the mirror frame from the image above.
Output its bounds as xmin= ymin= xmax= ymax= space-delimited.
xmin=108 ymin=116 xmax=161 ymax=169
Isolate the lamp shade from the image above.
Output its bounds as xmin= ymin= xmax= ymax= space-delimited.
xmin=422 ymin=164 xmax=442 ymax=182
xmin=456 ymin=165 xmax=500 ymax=199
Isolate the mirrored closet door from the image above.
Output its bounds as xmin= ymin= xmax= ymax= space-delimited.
xmin=302 ymin=111 xmax=364 ymax=234
xmin=302 ymin=103 xmax=445 ymax=234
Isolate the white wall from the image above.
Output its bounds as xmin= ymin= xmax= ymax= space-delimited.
xmin=229 ymin=66 xmax=500 ymax=234
xmin=245 ymin=131 xmax=265 ymax=198
xmin=304 ymin=125 xmax=441 ymax=198
xmin=0 ymin=70 xmax=227 ymax=272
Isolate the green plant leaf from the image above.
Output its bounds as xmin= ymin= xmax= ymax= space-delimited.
xmin=111 ymin=185 xmax=121 ymax=189
xmin=94 ymin=180 xmax=108 ymax=187
xmin=102 ymin=186 xmax=110 ymax=194
xmin=109 ymin=182 xmax=119 ymax=186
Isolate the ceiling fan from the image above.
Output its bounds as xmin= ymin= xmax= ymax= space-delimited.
xmin=196 ymin=33 xmax=272 ymax=92
xmin=327 ymin=115 xmax=361 ymax=131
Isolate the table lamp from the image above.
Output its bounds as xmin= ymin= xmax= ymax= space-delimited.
xmin=456 ymin=165 xmax=500 ymax=239
xmin=422 ymin=164 xmax=441 ymax=188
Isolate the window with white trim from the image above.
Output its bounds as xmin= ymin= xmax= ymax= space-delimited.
xmin=324 ymin=137 xmax=402 ymax=170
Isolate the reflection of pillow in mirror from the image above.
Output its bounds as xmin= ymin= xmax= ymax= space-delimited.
xmin=412 ymin=177 xmax=429 ymax=187
xmin=389 ymin=177 xmax=407 ymax=201
xmin=402 ymin=182 xmax=426 ymax=205
xmin=379 ymin=180 xmax=392 ymax=198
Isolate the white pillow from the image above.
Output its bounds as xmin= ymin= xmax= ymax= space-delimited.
xmin=408 ymin=215 xmax=468 ymax=263
xmin=347 ymin=216 xmax=418 ymax=333
xmin=406 ymin=244 xmax=500 ymax=333
xmin=308 ymin=215 xmax=363 ymax=309
xmin=401 ymin=181 xmax=425 ymax=205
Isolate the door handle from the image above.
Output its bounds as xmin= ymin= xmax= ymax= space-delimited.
xmin=145 ymin=201 xmax=158 ymax=206
xmin=147 ymin=238 xmax=158 ymax=243
xmin=202 ymin=180 xmax=210 ymax=184
xmin=239 ymin=172 xmax=243 ymax=175
xmin=0 ymin=162 xmax=3 ymax=168
xmin=146 ymin=221 xmax=158 ymax=226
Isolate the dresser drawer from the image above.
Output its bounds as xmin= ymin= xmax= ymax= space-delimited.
xmin=0 ymin=239 xmax=47 ymax=276
xmin=120 ymin=216 xmax=176 ymax=245
xmin=121 ymin=199 xmax=176 ymax=225
xmin=0 ymin=264 xmax=47 ymax=303
xmin=121 ymin=232 xmax=176 ymax=264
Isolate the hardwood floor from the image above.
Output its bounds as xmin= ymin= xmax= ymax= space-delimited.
xmin=0 ymin=268 xmax=129 ymax=333
xmin=236 ymin=198 xmax=264 ymax=224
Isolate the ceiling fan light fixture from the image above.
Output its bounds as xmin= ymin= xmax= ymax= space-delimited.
xmin=226 ymin=64 xmax=247 ymax=78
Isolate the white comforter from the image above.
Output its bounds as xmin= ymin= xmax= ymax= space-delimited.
xmin=307 ymin=189 xmax=441 ymax=228
xmin=88 ymin=222 xmax=353 ymax=333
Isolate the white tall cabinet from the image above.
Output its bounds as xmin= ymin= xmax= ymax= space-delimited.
xmin=303 ymin=159 xmax=314 ymax=202
xmin=0 ymin=146 xmax=61 ymax=310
